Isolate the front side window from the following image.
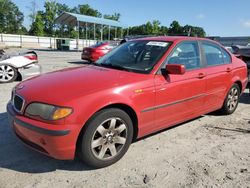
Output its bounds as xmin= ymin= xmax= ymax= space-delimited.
xmin=96 ymin=40 xmax=171 ymax=73
xmin=202 ymin=42 xmax=224 ymax=66
xmin=166 ymin=41 xmax=201 ymax=70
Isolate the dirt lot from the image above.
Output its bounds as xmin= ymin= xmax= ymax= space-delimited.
xmin=0 ymin=49 xmax=250 ymax=188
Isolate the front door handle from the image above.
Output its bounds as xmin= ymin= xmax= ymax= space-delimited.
xmin=197 ymin=73 xmax=206 ymax=79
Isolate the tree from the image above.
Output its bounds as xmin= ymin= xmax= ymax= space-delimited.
xmin=104 ymin=13 xmax=121 ymax=21
xmin=152 ymin=20 xmax=161 ymax=35
xmin=18 ymin=26 xmax=28 ymax=35
xmin=73 ymin=4 xmax=102 ymax=17
xmin=29 ymin=11 xmax=44 ymax=36
xmin=0 ymin=0 xmax=25 ymax=34
xmin=54 ymin=3 xmax=73 ymax=38
xmin=168 ymin=21 xmax=183 ymax=36
xmin=159 ymin=26 xmax=168 ymax=35
xmin=129 ymin=20 xmax=167 ymax=36
xmin=43 ymin=0 xmax=57 ymax=36
xmin=182 ymin=25 xmax=206 ymax=37
xmin=56 ymin=3 xmax=71 ymax=16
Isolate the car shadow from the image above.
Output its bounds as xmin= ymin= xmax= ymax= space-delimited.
xmin=67 ymin=60 xmax=91 ymax=65
xmin=206 ymin=90 xmax=250 ymax=117
xmin=239 ymin=91 xmax=250 ymax=105
xmin=0 ymin=112 xmax=93 ymax=173
xmin=212 ymin=126 xmax=250 ymax=134
xmin=135 ymin=116 xmax=205 ymax=142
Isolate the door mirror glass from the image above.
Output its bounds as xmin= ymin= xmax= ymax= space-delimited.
xmin=166 ymin=64 xmax=186 ymax=75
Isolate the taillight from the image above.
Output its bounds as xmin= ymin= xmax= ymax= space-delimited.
xmin=24 ymin=54 xmax=38 ymax=61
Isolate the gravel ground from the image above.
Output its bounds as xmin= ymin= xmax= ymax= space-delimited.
xmin=0 ymin=49 xmax=250 ymax=188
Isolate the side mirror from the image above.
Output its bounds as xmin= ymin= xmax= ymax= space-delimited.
xmin=166 ymin=64 xmax=186 ymax=75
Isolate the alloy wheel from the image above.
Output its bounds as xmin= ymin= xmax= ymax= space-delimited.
xmin=91 ymin=117 xmax=127 ymax=160
xmin=227 ymin=87 xmax=239 ymax=111
xmin=0 ymin=65 xmax=15 ymax=82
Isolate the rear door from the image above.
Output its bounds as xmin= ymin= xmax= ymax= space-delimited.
xmin=153 ymin=41 xmax=206 ymax=130
xmin=200 ymin=41 xmax=233 ymax=111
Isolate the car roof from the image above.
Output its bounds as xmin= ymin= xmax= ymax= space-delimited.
xmin=133 ymin=36 xmax=216 ymax=43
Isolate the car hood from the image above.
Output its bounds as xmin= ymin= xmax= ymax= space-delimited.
xmin=15 ymin=65 xmax=147 ymax=105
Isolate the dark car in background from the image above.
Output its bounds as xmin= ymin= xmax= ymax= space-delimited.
xmin=232 ymin=45 xmax=250 ymax=88
xmin=81 ymin=42 xmax=118 ymax=62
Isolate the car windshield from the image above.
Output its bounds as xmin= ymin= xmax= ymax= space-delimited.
xmin=95 ymin=40 xmax=171 ymax=73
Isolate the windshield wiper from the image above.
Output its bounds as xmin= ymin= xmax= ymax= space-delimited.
xmin=98 ymin=63 xmax=131 ymax=72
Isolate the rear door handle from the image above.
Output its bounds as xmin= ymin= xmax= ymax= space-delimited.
xmin=226 ymin=67 xmax=232 ymax=72
xmin=197 ymin=73 xmax=206 ymax=79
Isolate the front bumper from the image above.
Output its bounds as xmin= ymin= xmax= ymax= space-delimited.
xmin=7 ymin=102 xmax=79 ymax=160
xmin=19 ymin=63 xmax=42 ymax=80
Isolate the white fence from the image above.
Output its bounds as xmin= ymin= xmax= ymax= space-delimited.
xmin=0 ymin=33 xmax=97 ymax=50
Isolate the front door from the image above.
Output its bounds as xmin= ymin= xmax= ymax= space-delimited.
xmin=154 ymin=41 xmax=206 ymax=130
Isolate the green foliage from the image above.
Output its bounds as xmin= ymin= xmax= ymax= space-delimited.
xmin=29 ymin=11 xmax=44 ymax=36
xmin=56 ymin=3 xmax=71 ymax=16
xmin=104 ymin=13 xmax=121 ymax=21
xmin=168 ymin=20 xmax=184 ymax=35
xmin=73 ymin=4 xmax=102 ymax=17
xmin=43 ymin=0 xmax=57 ymax=36
xmin=183 ymin=25 xmax=206 ymax=37
xmin=129 ymin=20 xmax=205 ymax=37
xmin=70 ymin=30 xmax=78 ymax=38
xmin=167 ymin=21 xmax=206 ymax=37
xmin=129 ymin=20 xmax=168 ymax=36
xmin=0 ymin=0 xmax=25 ymax=34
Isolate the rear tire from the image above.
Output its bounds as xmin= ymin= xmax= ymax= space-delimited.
xmin=78 ymin=108 xmax=133 ymax=168
xmin=220 ymin=84 xmax=240 ymax=115
xmin=0 ymin=64 xmax=17 ymax=83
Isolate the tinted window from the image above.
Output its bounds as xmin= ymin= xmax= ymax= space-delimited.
xmin=166 ymin=42 xmax=201 ymax=70
xmin=202 ymin=42 xmax=224 ymax=66
xmin=221 ymin=48 xmax=231 ymax=64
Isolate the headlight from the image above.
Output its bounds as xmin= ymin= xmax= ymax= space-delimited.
xmin=25 ymin=103 xmax=72 ymax=121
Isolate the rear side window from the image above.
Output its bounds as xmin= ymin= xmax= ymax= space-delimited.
xmin=221 ymin=48 xmax=231 ymax=64
xmin=202 ymin=42 xmax=224 ymax=66
xmin=166 ymin=41 xmax=201 ymax=70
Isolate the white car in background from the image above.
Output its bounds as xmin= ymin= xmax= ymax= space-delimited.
xmin=0 ymin=49 xmax=41 ymax=83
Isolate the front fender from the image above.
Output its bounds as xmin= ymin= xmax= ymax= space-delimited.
xmin=68 ymin=89 xmax=139 ymax=128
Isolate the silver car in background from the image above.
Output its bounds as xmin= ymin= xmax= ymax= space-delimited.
xmin=0 ymin=49 xmax=41 ymax=83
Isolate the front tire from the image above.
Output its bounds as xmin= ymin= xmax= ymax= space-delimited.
xmin=220 ymin=84 xmax=240 ymax=115
xmin=78 ymin=108 xmax=133 ymax=168
xmin=0 ymin=64 xmax=17 ymax=83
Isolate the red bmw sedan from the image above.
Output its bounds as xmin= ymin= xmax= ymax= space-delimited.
xmin=7 ymin=37 xmax=248 ymax=168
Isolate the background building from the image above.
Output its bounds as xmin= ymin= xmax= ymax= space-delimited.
xmin=207 ymin=36 xmax=250 ymax=46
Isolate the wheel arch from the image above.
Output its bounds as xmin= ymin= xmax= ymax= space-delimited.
xmin=231 ymin=75 xmax=243 ymax=93
xmin=100 ymin=103 xmax=139 ymax=141
xmin=234 ymin=80 xmax=242 ymax=93
xmin=75 ymin=103 xmax=139 ymax=157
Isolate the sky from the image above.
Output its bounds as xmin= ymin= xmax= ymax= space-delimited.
xmin=12 ymin=0 xmax=250 ymax=37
